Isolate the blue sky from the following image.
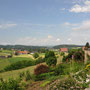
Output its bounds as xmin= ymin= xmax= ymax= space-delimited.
xmin=0 ymin=0 xmax=90 ymax=45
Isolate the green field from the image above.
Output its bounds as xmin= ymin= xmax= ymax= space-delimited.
xmin=0 ymin=51 xmax=63 ymax=80
xmin=8 ymin=57 xmax=33 ymax=63
xmin=0 ymin=57 xmax=34 ymax=71
xmin=0 ymin=65 xmax=36 ymax=80
xmin=0 ymin=58 xmax=10 ymax=71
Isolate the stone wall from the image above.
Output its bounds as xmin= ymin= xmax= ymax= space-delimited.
xmin=84 ymin=50 xmax=90 ymax=64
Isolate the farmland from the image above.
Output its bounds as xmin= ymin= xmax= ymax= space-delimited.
xmin=0 ymin=48 xmax=90 ymax=90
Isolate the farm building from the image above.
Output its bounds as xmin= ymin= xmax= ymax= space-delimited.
xmin=17 ymin=50 xmax=29 ymax=55
xmin=82 ymin=46 xmax=86 ymax=51
xmin=60 ymin=48 xmax=68 ymax=52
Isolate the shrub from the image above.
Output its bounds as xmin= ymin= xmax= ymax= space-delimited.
xmin=4 ymin=57 xmax=46 ymax=71
xmin=46 ymin=57 xmax=57 ymax=67
xmin=60 ymin=52 xmax=65 ymax=56
xmin=0 ymin=78 xmax=22 ymax=90
xmin=45 ymin=51 xmax=55 ymax=59
xmin=35 ymin=57 xmax=45 ymax=64
xmin=33 ymin=52 xmax=39 ymax=58
xmin=34 ymin=64 xmax=49 ymax=75
xmin=19 ymin=72 xmax=25 ymax=81
xmin=62 ymin=55 xmax=69 ymax=62
xmin=4 ymin=60 xmax=34 ymax=71
xmin=74 ymin=51 xmax=84 ymax=61
xmin=25 ymin=70 xmax=31 ymax=81
xmin=62 ymin=49 xmax=84 ymax=62
xmin=34 ymin=72 xmax=54 ymax=81
xmin=54 ymin=64 xmax=65 ymax=75
xmin=45 ymin=51 xmax=57 ymax=67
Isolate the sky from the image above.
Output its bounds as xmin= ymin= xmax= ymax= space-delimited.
xmin=0 ymin=0 xmax=90 ymax=46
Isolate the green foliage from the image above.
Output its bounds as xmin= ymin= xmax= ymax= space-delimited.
xmin=85 ymin=42 xmax=90 ymax=48
xmin=25 ymin=70 xmax=31 ymax=81
xmin=0 ymin=78 xmax=22 ymax=90
xmin=4 ymin=57 xmax=45 ymax=71
xmin=60 ymin=52 xmax=65 ymax=56
xmin=54 ymin=64 xmax=65 ymax=75
xmin=33 ymin=52 xmax=39 ymax=58
xmin=19 ymin=72 xmax=25 ymax=81
xmin=4 ymin=60 xmax=35 ymax=71
xmin=45 ymin=51 xmax=55 ymax=58
xmin=35 ymin=57 xmax=45 ymax=64
xmin=74 ymin=51 xmax=84 ymax=61
xmin=8 ymin=57 xmax=33 ymax=63
xmin=62 ymin=49 xmax=84 ymax=62
xmin=40 ymin=81 xmax=50 ymax=87
xmin=46 ymin=57 xmax=57 ymax=66
xmin=45 ymin=51 xmax=57 ymax=66
xmin=34 ymin=72 xmax=55 ymax=81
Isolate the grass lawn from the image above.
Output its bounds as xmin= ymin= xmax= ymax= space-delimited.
xmin=0 ymin=58 xmax=10 ymax=71
xmin=0 ymin=65 xmax=36 ymax=80
xmin=8 ymin=57 xmax=33 ymax=63
xmin=39 ymin=53 xmax=45 ymax=58
xmin=0 ymin=56 xmax=34 ymax=71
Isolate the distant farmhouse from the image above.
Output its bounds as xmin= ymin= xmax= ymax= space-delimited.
xmin=0 ymin=48 xmax=3 ymax=50
xmin=17 ymin=50 xmax=29 ymax=55
xmin=60 ymin=48 xmax=68 ymax=53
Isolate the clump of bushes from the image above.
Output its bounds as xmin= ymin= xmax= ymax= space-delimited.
xmin=45 ymin=51 xmax=57 ymax=67
xmin=35 ymin=57 xmax=45 ymax=65
xmin=34 ymin=72 xmax=55 ymax=81
xmin=60 ymin=52 xmax=65 ymax=56
xmin=0 ymin=78 xmax=22 ymax=90
xmin=34 ymin=64 xmax=49 ymax=75
xmin=25 ymin=70 xmax=31 ymax=81
xmin=46 ymin=57 xmax=57 ymax=67
xmin=54 ymin=64 xmax=65 ymax=75
xmin=18 ymin=70 xmax=31 ymax=82
xmin=33 ymin=52 xmax=39 ymax=58
xmin=4 ymin=60 xmax=34 ymax=71
xmin=4 ymin=57 xmax=45 ymax=71
xmin=62 ymin=49 xmax=84 ymax=62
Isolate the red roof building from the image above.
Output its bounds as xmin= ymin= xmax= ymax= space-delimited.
xmin=60 ymin=48 xmax=68 ymax=52
xmin=82 ymin=46 xmax=86 ymax=51
xmin=17 ymin=50 xmax=29 ymax=54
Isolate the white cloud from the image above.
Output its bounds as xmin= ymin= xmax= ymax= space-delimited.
xmin=70 ymin=0 xmax=90 ymax=13
xmin=48 ymin=35 xmax=53 ymax=39
xmin=0 ymin=24 xmax=17 ymax=29
xmin=68 ymin=38 xmax=72 ymax=41
xmin=56 ymin=38 xmax=60 ymax=42
xmin=15 ymin=36 xmax=61 ymax=46
xmin=64 ymin=22 xmax=78 ymax=27
xmin=72 ymin=20 xmax=90 ymax=31
xmin=63 ymin=20 xmax=90 ymax=44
